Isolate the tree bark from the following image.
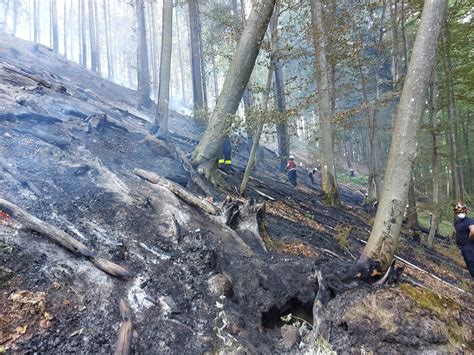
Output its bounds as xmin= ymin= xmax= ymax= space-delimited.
xmin=136 ymin=0 xmax=152 ymax=108
xmin=441 ymin=27 xmax=462 ymax=201
xmin=188 ymin=0 xmax=205 ymax=114
xmin=103 ymin=0 xmax=114 ymax=79
xmin=427 ymin=70 xmax=438 ymax=248
xmin=310 ymin=0 xmax=340 ymax=205
xmin=50 ymin=0 xmax=58 ymax=53
xmin=93 ymin=0 xmax=101 ymax=74
xmin=274 ymin=55 xmax=289 ymax=172
xmin=407 ymin=173 xmax=418 ymax=228
xmin=240 ymin=9 xmax=279 ymax=195
xmin=192 ymin=0 xmax=276 ymax=178
xmin=88 ymin=0 xmax=98 ymax=71
xmin=388 ymin=0 xmax=400 ymax=89
xmin=175 ymin=6 xmax=186 ymax=104
xmin=80 ymin=0 xmax=88 ymax=67
xmin=154 ymin=0 xmax=173 ymax=138
xmin=34 ymin=0 xmax=40 ymax=43
xmin=63 ymin=0 xmax=67 ymax=57
xmin=359 ymin=0 xmax=447 ymax=272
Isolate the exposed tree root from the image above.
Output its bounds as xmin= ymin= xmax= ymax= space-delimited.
xmin=114 ymin=299 xmax=132 ymax=355
xmin=132 ymin=168 xmax=218 ymax=215
xmin=0 ymin=198 xmax=132 ymax=279
xmin=175 ymin=146 xmax=215 ymax=198
xmin=0 ymin=157 xmax=42 ymax=196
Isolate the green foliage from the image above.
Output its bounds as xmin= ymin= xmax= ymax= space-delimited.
xmin=337 ymin=172 xmax=368 ymax=186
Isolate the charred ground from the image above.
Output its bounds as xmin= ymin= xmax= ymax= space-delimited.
xmin=0 ymin=33 xmax=472 ymax=354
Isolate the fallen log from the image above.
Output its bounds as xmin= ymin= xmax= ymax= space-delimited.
xmin=115 ymin=299 xmax=132 ymax=355
xmin=0 ymin=198 xmax=132 ymax=279
xmin=175 ymin=146 xmax=214 ymax=197
xmin=13 ymin=127 xmax=70 ymax=149
xmin=0 ymin=158 xmax=41 ymax=196
xmin=132 ymin=168 xmax=218 ymax=215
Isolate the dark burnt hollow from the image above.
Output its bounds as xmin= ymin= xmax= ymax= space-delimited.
xmin=261 ymin=297 xmax=314 ymax=329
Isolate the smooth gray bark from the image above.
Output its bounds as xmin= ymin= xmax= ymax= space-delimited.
xmin=88 ymin=0 xmax=98 ymax=71
xmin=192 ymin=0 xmax=276 ymax=177
xmin=80 ymin=0 xmax=87 ymax=67
xmin=50 ymin=0 xmax=58 ymax=53
xmin=274 ymin=55 xmax=289 ymax=172
xmin=359 ymin=0 xmax=447 ymax=272
xmin=427 ymin=71 xmax=438 ymax=248
xmin=154 ymin=0 xmax=173 ymax=137
xmin=103 ymin=0 xmax=114 ymax=79
xmin=136 ymin=0 xmax=152 ymax=108
xmin=188 ymin=0 xmax=205 ymax=114
xmin=310 ymin=0 xmax=340 ymax=205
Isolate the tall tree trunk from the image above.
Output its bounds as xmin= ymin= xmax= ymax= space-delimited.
xmin=442 ymin=27 xmax=462 ymax=201
xmin=388 ymin=0 xmax=400 ymax=89
xmin=153 ymin=0 xmax=173 ymax=137
xmin=136 ymin=0 xmax=152 ymax=108
xmin=88 ymin=0 xmax=98 ymax=71
xmin=175 ymin=5 xmax=186 ymax=103
xmin=63 ymin=0 xmax=67 ymax=57
xmin=310 ymin=0 xmax=340 ymax=205
xmin=12 ymin=0 xmax=18 ymax=35
xmin=150 ymin=1 xmax=159 ymax=98
xmin=407 ymin=173 xmax=418 ymax=228
xmin=50 ymin=0 xmax=58 ymax=53
xmin=401 ymin=0 xmax=408 ymax=74
xmin=103 ymin=0 xmax=113 ymax=79
xmin=240 ymin=7 xmax=279 ymax=195
xmin=192 ymin=0 xmax=276 ymax=178
xmin=188 ymin=0 xmax=205 ymax=114
xmin=197 ymin=9 xmax=208 ymax=113
xmin=274 ymin=58 xmax=289 ymax=172
xmin=427 ymin=70 xmax=439 ymax=248
xmin=34 ymin=0 xmax=40 ymax=43
xmin=93 ymin=0 xmax=101 ymax=74
xmin=359 ymin=0 xmax=447 ymax=273
xmin=80 ymin=0 xmax=87 ymax=67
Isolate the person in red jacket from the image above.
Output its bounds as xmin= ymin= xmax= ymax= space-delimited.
xmin=285 ymin=155 xmax=297 ymax=188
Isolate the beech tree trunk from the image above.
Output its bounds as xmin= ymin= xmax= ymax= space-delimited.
xmin=407 ymin=174 xmax=418 ymax=228
xmin=33 ymin=0 xmax=40 ymax=43
xmin=359 ymin=0 xmax=447 ymax=272
xmin=88 ymin=0 xmax=98 ymax=71
xmin=175 ymin=6 xmax=186 ymax=103
xmin=103 ymin=0 xmax=114 ymax=79
xmin=136 ymin=0 xmax=152 ymax=109
xmin=192 ymin=0 xmax=276 ymax=178
xmin=50 ymin=0 xmax=58 ymax=53
xmin=80 ymin=0 xmax=87 ymax=67
xmin=310 ymin=0 xmax=340 ymax=205
xmin=442 ymin=27 xmax=462 ymax=201
xmin=188 ymin=0 xmax=205 ymax=114
xmin=93 ymin=0 xmax=101 ymax=73
xmin=274 ymin=55 xmax=289 ymax=172
xmin=388 ymin=0 xmax=400 ymax=89
xmin=427 ymin=71 xmax=438 ymax=248
xmin=240 ymin=8 xmax=279 ymax=195
xmin=154 ymin=0 xmax=173 ymax=138
xmin=63 ymin=0 xmax=67 ymax=57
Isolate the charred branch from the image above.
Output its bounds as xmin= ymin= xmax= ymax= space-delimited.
xmin=0 ymin=198 xmax=132 ymax=279
xmin=132 ymin=168 xmax=219 ymax=215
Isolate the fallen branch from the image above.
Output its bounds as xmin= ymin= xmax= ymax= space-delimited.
xmin=132 ymin=168 xmax=218 ymax=215
xmin=0 ymin=158 xmax=41 ymax=196
xmin=252 ymin=188 xmax=275 ymax=201
xmin=0 ymin=198 xmax=132 ymax=279
xmin=13 ymin=127 xmax=70 ymax=149
xmin=175 ymin=146 xmax=214 ymax=197
xmin=115 ymin=299 xmax=132 ymax=355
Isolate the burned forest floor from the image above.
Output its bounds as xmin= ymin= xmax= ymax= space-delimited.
xmin=0 ymin=32 xmax=473 ymax=354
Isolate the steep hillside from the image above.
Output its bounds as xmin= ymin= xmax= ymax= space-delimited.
xmin=0 ymin=33 xmax=472 ymax=354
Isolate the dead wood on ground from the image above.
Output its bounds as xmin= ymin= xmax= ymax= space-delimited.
xmin=85 ymin=113 xmax=129 ymax=133
xmin=132 ymin=168 xmax=218 ymax=215
xmin=115 ymin=299 xmax=132 ymax=355
xmin=0 ymin=198 xmax=132 ymax=278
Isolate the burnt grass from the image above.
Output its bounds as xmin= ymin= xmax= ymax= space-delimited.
xmin=0 ymin=33 xmax=473 ymax=354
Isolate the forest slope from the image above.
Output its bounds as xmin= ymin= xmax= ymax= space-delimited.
xmin=0 ymin=32 xmax=472 ymax=353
